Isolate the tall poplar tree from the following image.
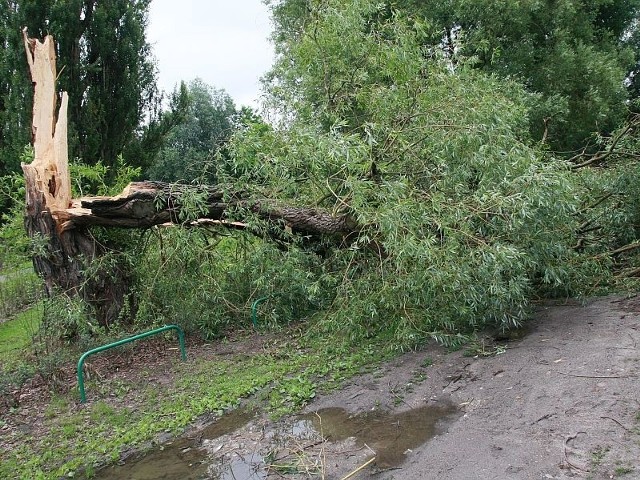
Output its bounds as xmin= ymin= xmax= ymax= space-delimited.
xmin=0 ymin=0 xmax=158 ymax=178
xmin=0 ymin=1 xmax=33 ymax=177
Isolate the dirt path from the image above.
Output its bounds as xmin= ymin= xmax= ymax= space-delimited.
xmin=195 ymin=296 xmax=640 ymax=480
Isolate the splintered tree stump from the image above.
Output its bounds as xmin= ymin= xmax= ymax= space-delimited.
xmin=22 ymin=32 xmax=359 ymax=328
xmin=22 ymin=30 xmax=131 ymax=327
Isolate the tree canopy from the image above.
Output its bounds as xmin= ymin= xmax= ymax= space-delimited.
xmin=222 ymin=0 xmax=599 ymax=345
xmin=146 ymin=79 xmax=237 ymax=183
xmin=268 ymin=0 xmax=640 ymax=153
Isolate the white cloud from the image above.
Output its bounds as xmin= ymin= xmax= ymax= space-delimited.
xmin=147 ymin=0 xmax=275 ymax=109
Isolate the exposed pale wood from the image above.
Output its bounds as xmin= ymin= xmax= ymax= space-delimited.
xmin=22 ymin=31 xmax=130 ymax=328
xmin=22 ymin=29 xmax=71 ymax=212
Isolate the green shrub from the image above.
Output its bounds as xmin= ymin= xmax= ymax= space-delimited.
xmin=132 ymin=228 xmax=331 ymax=338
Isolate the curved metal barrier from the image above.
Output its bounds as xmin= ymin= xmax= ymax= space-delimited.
xmin=251 ymin=296 xmax=272 ymax=328
xmin=77 ymin=324 xmax=186 ymax=403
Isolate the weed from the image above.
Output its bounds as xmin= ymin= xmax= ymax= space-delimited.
xmin=421 ymin=356 xmax=433 ymax=368
xmin=464 ymin=338 xmax=507 ymax=358
xmin=614 ymin=465 xmax=634 ymax=476
xmin=0 ymin=361 xmax=35 ymax=399
xmin=270 ymin=375 xmax=317 ymax=415
xmin=0 ymin=266 xmax=41 ymax=320
xmin=61 ymin=423 xmax=78 ymax=439
xmin=90 ymin=401 xmax=130 ymax=427
xmin=412 ymin=370 xmax=428 ymax=382
xmin=44 ymin=395 xmax=69 ymax=419
xmin=96 ymin=379 xmax=132 ymax=399
xmin=388 ymin=382 xmax=406 ymax=407
xmin=590 ymin=446 xmax=610 ymax=467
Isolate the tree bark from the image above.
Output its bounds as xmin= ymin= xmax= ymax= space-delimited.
xmin=57 ymin=181 xmax=358 ymax=241
xmin=22 ymin=30 xmax=131 ymax=328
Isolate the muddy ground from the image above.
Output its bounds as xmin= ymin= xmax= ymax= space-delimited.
xmin=94 ymin=295 xmax=640 ymax=480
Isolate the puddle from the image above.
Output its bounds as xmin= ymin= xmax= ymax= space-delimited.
xmin=92 ymin=437 xmax=208 ymax=480
xmin=93 ymin=408 xmax=255 ymax=480
xmin=93 ymin=402 xmax=458 ymax=479
xmin=199 ymin=409 xmax=255 ymax=440
xmin=299 ymin=403 xmax=459 ymax=469
xmin=209 ymin=452 xmax=266 ymax=480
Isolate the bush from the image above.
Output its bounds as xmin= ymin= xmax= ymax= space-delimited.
xmin=132 ymin=228 xmax=331 ymax=338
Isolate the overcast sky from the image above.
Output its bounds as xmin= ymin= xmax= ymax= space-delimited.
xmin=147 ymin=0 xmax=275 ymax=109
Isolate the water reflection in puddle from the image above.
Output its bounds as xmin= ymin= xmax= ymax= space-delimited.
xmin=211 ymin=452 xmax=266 ymax=480
xmin=93 ymin=408 xmax=255 ymax=480
xmin=300 ymin=403 xmax=460 ymax=468
xmin=93 ymin=402 xmax=458 ymax=479
xmin=93 ymin=438 xmax=208 ymax=480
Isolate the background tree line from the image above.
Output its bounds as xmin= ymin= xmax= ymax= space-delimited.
xmin=269 ymin=0 xmax=640 ymax=154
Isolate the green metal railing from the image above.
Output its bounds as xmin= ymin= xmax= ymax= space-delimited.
xmin=251 ymin=296 xmax=271 ymax=328
xmin=77 ymin=325 xmax=186 ymax=403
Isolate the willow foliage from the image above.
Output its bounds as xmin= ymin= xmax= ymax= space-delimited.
xmin=267 ymin=0 xmax=639 ymax=154
xmin=220 ymin=0 xmax=597 ymax=346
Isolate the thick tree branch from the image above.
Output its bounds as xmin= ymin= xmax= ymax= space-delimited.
xmin=55 ymin=181 xmax=359 ymax=242
xmin=571 ymin=120 xmax=636 ymax=170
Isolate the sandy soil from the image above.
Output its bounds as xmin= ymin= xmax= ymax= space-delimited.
xmin=201 ymin=295 xmax=640 ymax=480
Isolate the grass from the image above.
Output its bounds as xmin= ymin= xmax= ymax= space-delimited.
xmin=0 ymin=302 xmax=42 ymax=367
xmin=0 ymin=330 xmax=391 ymax=479
xmin=590 ymin=446 xmax=610 ymax=467
xmin=614 ymin=465 xmax=634 ymax=476
xmin=0 ymin=266 xmax=41 ymax=321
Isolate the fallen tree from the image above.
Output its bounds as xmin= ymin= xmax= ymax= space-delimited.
xmin=22 ymin=32 xmax=357 ymax=327
xmin=23 ymin=19 xmax=613 ymax=345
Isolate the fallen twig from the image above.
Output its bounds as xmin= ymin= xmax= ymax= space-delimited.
xmin=317 ymin=411 xmax=326 ymax=480
xmin=552 ymin=370 xmax=633 ymax=379
xmin=340 ymin=456 xmax=377 ymax=480
xmin=531 ymin=412 xmax=555 ymax=425
xmin=600 ymin=416 xmax=631 ymax=432
xmin=564 ymin=432 xmax=589 ymax=473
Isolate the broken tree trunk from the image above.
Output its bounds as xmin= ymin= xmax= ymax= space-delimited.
xmin=22 ymin=33 xmax=359 ymax=328
xmin=58 ymin=181 xmax=357 ymax=241
xmin=22 ymin=30 xmax=131 ymax=327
